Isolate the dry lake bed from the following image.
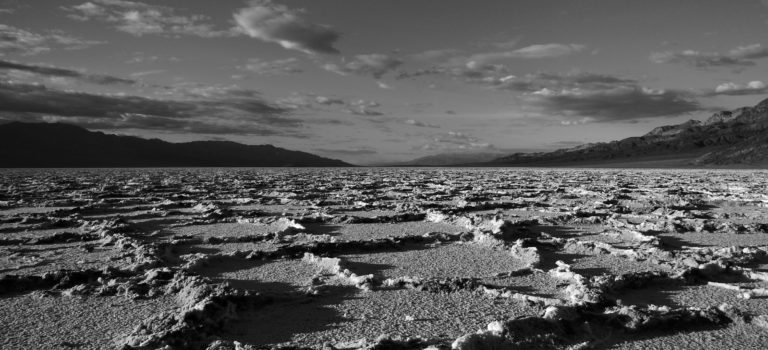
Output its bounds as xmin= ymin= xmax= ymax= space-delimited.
xmin=2 ymin=168 xmax=768 ymax=349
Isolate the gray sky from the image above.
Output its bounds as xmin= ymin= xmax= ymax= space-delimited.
xmin=1 ymin=0 xmax=767 ymax=164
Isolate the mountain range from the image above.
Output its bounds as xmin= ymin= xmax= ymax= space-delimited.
xmin=3 ymin=96 xmax=768 ymax=168
xmin=0 ymin=122 xmax=351 ymax=167
xmin=480 ymin=97 xmax=768 ymax=168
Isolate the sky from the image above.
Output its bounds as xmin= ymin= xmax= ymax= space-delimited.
xmin=1 ymin=0 xmax=767 ymax=165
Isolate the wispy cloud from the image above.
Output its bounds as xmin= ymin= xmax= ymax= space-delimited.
xmin=0 ymin=59 xmax=137 ymax=85
xmin=411 ymin=49 xmax=460 ymax=61
xmin=469 ymin=43 xmax=586 ymax=63
xmin=398 ymin=62 xmax=701 ymax=123
xmin=398 ymin=43 xmax=585 ymax=83
xmin=494 ymin=72 xmax=636 ymax=92
xmin=395 ymin=61 xmax=510 ymax=83
xmin=277 ymin=93 xmax=383 ymax=116
xmin=347 ymin=99 xmax=383 ymax=116
xmin=650 ymin=44 xmax=768 ymax=68
xmin=314 ymin=96 xmax=345 ymax=105
xmin=323 ymin=54 xmax=403 ymax=79
xmin=466 ymin=43 xmax=586 ymax=64
xmin=525 ymin=86 xmax=699 ymax=123
xmin=706 ymin=80 xmax=768 ymax=96
xmin=0 ymin=81 xmax=300 ymax=136
xmin=130 ymin=69 xmax=165 ymax=78
xmin=0 ymin=24 xmax=103 ymax=56
xmin=234 ymin=0 xmax=340 ymax=54
xmin=408 ymin=43 xmax=584 ymax=70
xmin=125 ymin=52 xmax=181 ymax=64
xmin=65 ymin=0 xmax=229 ymax=37
xmin=497 ymin=72 xmax=701 ymax=122
xmin=417 ymin=131 xmax=495 ymax=151
xmin=376 ymin=81 xmax=394 ymax=90
xmin=404 ymin=119 xmax=440 ymax=128
xmin=238 ymin=57 xmax=303 ymax=76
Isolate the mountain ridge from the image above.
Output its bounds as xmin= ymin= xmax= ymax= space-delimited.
xmin=0 ymin=122 xmax=353 ymax=167
xmin=483 ymin=97 xmax=768 ymax=168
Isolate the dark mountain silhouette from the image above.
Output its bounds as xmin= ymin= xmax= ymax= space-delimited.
xmin=485 ymin=97 xmax=768 ymax=168
xmin=0 ymin=122 xmax=352 ymax=167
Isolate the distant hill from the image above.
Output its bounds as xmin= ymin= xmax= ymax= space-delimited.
xmin=485 ymin=97 xmax=768 ymax=168
xmin=0 ymin=122 xmax=352 ymax=167
xmin=398 ymin=151 xmax=509 ymax=166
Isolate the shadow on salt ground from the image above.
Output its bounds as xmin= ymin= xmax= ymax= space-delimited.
xmin=74 ymin=205 xmax=149 ymax=218
xmin=538 ymin=251 xmax=594 ymax=271
xmin=572 ymin=266 xmax=612 ymax=277
xmin=221 ymin=285 xmax=359 ymax=347
xmin=612 ymin=280 xmax=686 ymax=308
xmin=173 ymin=244 xmax=221 ymax=255
xmin=194 ymin=257 xmax=324 ymax=295
xmin=505 ymin=284 xmax=557 ymax=298
xmin=538 ymin=249 xmax=613 ymax=277
xmin=658 ymin=235 xmax=707 ymax=249
xmin=0 ymin=224 xmax=79 ymax=234
xmin=705 ymin=272 xmax=754 ymax=284
xmin=334 ymin=241 xmax=436 ymax=258
xmin=339 ymin=261 xmax=396 ymax=279
xmin=57 ymin=341 xmax=88 ymax=348
xmin=115 ymin=211 xmax=171 ymax=221
xmin=746 ymin=259 xmax=768 ymax=273
xmin=131 ymin=217 xmax=188 ymax=232
xmin=529 ymin=225 xmax=585 ymax=238
xmin=195 ymin=258 xmax=271 ymax=276
xmin=0 ymin=227 xmax=21 ymax=234
xmin=668 ymin=203 xmax=719 ymax=211
xmin=221 ymin=280 xmax=297 ymax=294
xmin=477 ymin=273 xmax=560 ymax=299
xmin=302 ymin=223 xmax=344 ymax=236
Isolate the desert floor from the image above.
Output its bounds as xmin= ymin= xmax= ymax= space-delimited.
xmin=2 ymin=168 xmax=768 ymax=349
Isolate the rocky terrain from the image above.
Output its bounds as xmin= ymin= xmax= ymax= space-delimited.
xmin=2 ymin=168 xmax=768 ymax=349
xmin=487 ymin=97 xmax=768 ymax=168
xmin=0 ymin=122 xmax=351 ymax=167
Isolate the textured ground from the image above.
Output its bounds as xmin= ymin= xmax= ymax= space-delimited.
xmin=1 ymin=168 xmax=768 ymax=349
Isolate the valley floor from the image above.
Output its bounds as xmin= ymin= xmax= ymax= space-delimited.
xmin=2 ymin=167 xmax=768 ymax=349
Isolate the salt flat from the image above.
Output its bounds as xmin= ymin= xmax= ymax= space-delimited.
xmin=1 ymin=167 xmax=768 ymax=349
